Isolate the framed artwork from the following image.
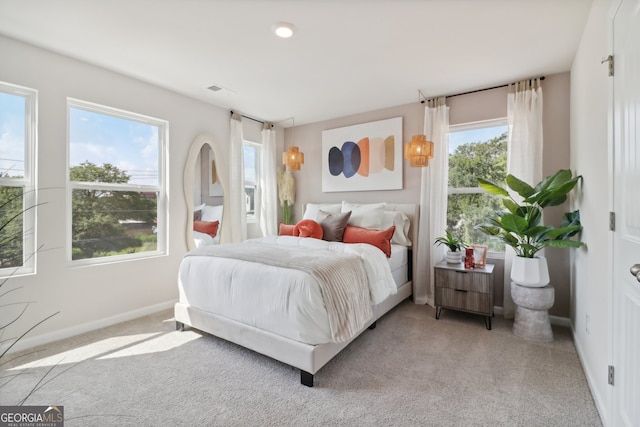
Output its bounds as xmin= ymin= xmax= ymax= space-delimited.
xmin=321 ymin=117 xmax=403 ymax=192
xmin=472 ymin=245 xmax=488 ymax=268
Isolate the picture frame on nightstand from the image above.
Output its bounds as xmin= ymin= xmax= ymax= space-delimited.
xmin=472 ymin=245 xmax=488 ymax=268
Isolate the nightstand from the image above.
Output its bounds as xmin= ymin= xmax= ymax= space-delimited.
xmin=434 ymin=261 xmax=495 ymax=330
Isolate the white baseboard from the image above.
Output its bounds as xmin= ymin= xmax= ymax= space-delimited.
xmin=571 ymin=323 xmax=608 ymax=426
xmin=492 ymin=306 xmax=571 ymax=327
xmin=8 ymin=300 xmax=176 ymax=354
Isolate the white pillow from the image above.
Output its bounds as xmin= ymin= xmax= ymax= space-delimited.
xmin=201 ymin=204 xmax=223 ymax=244
xmin=341 ymin=201 xmax=386 ymax=229
xmin=303 ymin=203 xmax=342 ymax=220
xmin=193 ymin=230 xmax=215 ymax=247
xmin=381 ymin=211 xmax=412 ymax=246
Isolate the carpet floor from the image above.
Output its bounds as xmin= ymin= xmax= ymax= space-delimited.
xmin=0 ymin=300 xmax=602 ymax=426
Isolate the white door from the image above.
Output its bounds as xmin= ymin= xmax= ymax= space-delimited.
xmin=612 ymin=0 xmax=640 ymax=425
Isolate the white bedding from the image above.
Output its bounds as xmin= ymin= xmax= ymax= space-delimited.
xmin=178 ymin=236 xmax=397 ymax=345
xmin=389 ymin=244 xmax=409 ymax=287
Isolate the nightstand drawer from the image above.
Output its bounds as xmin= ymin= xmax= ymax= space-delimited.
xmin=434 ymin=268 xmax=491 ymax=294
xmin=436 ymin=288 xmax=491 ymax=315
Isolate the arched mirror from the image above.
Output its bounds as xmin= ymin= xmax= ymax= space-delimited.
xmin=184 ymin=133 xmax=227 ymax=250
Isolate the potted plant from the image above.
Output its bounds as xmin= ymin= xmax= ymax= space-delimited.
xmin=434 ymin=230 xmax=467 ymax=264
xmin=475 ymin=169 xmax=584 ymax=287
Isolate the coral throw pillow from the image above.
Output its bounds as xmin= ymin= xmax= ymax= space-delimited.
xmin=343 ymin=225 xmax=395 ymax=257
xmin=194 ymin=220 xmax=219 ymax=238
xmin=293 ymin=219 xmax=323 ymax=239
xmin=279 ymin=223 xmax=295 ymax=236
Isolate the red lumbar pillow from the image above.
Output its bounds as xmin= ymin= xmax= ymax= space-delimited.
xmin=194 ymin=220 xmax=220 ymax=238
xmin=293 ymin=219 xmax=324 ymax=239
xmin=279 ymin=223 xmax=296 ymax=236
xmin=343 ymin=225 xmax=395 ymax=257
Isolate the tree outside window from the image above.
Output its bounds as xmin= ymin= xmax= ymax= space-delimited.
xmin=447 ymin=120 xmax=507 ymax=252
xmin=68 ymin=100 xmax=167 ymax=263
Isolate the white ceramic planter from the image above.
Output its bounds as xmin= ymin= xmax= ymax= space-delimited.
xmin=446 ymin=250 xmax=463 ymax=264
xmin=510 ymin=256 xmax=550 ymax=288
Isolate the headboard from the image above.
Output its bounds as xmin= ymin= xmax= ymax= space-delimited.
xmin=302 ymin=202 xmax=420 ymax=281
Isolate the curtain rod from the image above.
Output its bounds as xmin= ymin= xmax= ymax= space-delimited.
xmin=230 ymin=110 xmax=268 ymax=125
xmin=420 ymin=76 xmax=546 ymax=103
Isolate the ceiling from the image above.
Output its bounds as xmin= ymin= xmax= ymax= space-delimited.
xmin=0 ymin=0 xmax=592 ymax=126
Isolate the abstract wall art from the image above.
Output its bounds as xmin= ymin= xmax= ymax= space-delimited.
xmin=321 ymin=117 xmax=403 ymax=192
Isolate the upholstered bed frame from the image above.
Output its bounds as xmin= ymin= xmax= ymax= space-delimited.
xmin=174 ymin=203 xmax=419 ymax=387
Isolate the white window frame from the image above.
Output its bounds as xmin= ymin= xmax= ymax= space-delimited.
xmin=448 ymin=117 xmax=508 ymax=258
xmin=0 ymin=81 xmax=37 ymax=277
xmin=66 ymin=99 xmax=168 ymax=266
xmin=243 ymin=140 xmax=261 ymax=223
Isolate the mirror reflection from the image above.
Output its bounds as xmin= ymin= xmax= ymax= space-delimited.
xmin=185 ymin=134 xmax=225 ymax=250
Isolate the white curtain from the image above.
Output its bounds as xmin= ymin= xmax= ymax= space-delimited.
xmin=414 ymin=97 xmax=449 ymax=305
xmin=228 ymin=113 xmax=247 ymax=242
xmin=503 ymin=78 xmax=544 ymax=318
xmin=259 ymin=123 xmax=278 ymax=236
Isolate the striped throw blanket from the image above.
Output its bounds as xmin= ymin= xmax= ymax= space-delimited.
xmin=187 ymin=241 xmax=372 ymax=343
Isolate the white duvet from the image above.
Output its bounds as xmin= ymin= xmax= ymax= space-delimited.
xmin=178 ymin=235 xmax=397 ymax=345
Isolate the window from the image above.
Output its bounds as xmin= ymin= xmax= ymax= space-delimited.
xmin=447 ymin=119 xmax=507 ymax=253
xmin=0 ymin=82 xmax=37 ymax=276
xmin=243 ymin=141 xmax=260 ymax=221
xmin=67 ymin=99 xmax=167 ymax=263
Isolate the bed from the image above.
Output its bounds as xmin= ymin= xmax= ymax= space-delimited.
xmin=175 ymin=202 xmax=418 ymax=387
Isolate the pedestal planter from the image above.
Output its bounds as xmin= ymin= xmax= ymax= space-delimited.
xmin=510 ymin=256 xmax=554 ymax=342
xmin=511 ymin=256 xmax=550 ymax=288
xmin=511 ymin=282 xmax=555 ymax=342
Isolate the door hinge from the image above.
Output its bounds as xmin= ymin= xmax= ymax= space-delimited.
xmin=609 ymin=212 xmax=616 ymax=231
xmin=602 ymin=55 xmax=614 ymax=77
xmin=608 ymin=365 xmax=615 ymax=385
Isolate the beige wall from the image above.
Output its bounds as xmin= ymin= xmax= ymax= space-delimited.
xmin=287 ymin=72 xmax=572 ymax=316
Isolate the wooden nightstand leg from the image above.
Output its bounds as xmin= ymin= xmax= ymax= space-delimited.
xmin=485 ymin=316 xmax=492 ymax=330
xmin=436 ymin=306 xmax=441 ymax=319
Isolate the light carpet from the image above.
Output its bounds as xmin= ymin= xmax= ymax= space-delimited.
xmin=0 ymin=300 xmax=602 ymax=426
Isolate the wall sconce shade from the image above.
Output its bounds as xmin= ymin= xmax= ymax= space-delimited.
xmin=283 ymin=146 xmax=304 ymax=171
xmin=404 ymin=134 xmax=434 ymax=167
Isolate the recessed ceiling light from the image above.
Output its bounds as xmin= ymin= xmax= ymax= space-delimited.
xmin=273 ymin=22 xmax=295 ymax=38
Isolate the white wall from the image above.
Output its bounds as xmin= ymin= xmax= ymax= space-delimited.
xmin=0 ymin=35 xmax=236 ymax=351
xmin=570 ymin=0 xmax=614 ymax=422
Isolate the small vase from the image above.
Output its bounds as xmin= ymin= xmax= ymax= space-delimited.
xmin=446 ymin=250 xmax=462 ymax=264
xmin=464 ymin=247 xmax=475 ymax=269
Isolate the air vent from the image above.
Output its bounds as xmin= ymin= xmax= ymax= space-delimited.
xmin=207 ymin=85 xmax=223 ymax=92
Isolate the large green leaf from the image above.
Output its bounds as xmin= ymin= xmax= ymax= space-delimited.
xmin=561 ymin=210 xmax=582 ymax=228
xmin=502 ymin=199 xmax=519 ymax=214
xmin=498 ymin=231 xmax=519 ymax=246
xmin=535 ymin=169 xmax=570 ymax=193
xmin=477 ymin=178 xmax=509 ymax=197
xmin=547 ymin=225 xmax=583 ymax=240
xmin=475 ymin=224 xmax=500 ymax=236
xmin=500 ymin=214 xmax=529 ymax=234
xmin=506 ymin=174 xmax=535 ymax=198
xmin=525 ymin=225 xmax=552 ymax=239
